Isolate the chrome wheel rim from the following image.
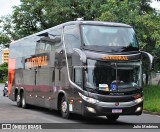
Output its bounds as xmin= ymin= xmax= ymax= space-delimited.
xmin=17 ymin=95 xmax=20 ymax=102
xmin=22 ymin=97 xmax=25 ymax=107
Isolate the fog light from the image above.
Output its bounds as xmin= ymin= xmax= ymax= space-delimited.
xmin=135 ymin=107 xmax=141 ymax=112
xmin=86 ymin=107 xmax=96 ymax=113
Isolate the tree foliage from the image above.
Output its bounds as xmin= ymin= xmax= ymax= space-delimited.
xmin=0 ymin=63 xmax=8 ymax=83
xmin=1 ymin=0 xmax=106 ymax=40
xmin=0 ymin=33 xmax=11 ymax=47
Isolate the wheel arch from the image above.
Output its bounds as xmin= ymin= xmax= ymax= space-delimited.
xmin=57 ymin=90 xmax=67 ymax=111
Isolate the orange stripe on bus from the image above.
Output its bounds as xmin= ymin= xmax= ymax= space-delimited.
xmin=8 ymin=58 xmax=16 ymax=96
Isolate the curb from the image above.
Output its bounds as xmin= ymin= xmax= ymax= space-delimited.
xmin=143 ymin=110 xmax=160 ymax=116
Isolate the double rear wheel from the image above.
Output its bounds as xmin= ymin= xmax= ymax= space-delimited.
xmin=16 ymin=92 xmax=27 ymax=108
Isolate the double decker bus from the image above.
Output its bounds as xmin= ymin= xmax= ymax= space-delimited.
xmin=8 ymin=21 xmax=153 ymax=120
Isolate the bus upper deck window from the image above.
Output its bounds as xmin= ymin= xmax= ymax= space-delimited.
xmin=45 ymin=43 xmax=51 ymax=52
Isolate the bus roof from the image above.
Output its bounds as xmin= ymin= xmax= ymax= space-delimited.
xmin=10 ymin=21 xmax=132 ymax=45
xmin=64 ymin=21 xmax=131 ymax=27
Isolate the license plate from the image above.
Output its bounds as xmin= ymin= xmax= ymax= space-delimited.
xmin=112 ymin=109 xmax=122 ymax=113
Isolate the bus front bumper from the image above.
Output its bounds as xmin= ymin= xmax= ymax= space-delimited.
xmin=82 ymin=98 xmax=143 ymax=116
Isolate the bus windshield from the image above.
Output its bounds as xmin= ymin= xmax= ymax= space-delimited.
xmin=81 ymin=25 xmax=139 ymax=52
xmin=84 ymin=59 xmax=142 ymax=92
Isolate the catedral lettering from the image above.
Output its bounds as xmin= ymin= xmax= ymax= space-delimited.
xmin=102 ymin=55 xmax=128 ymax=60
xmin=8 ymin=20 xmax=154 ymax=121
xmin=26 ymin=56 xmax=48 ymax=68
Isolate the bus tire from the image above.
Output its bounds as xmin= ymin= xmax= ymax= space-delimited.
xmin=61 ymin=96 xmax=70 ymax=119
xmin=22 ymin=92 xmax=27 ymax=109
xmin=16 ymin=93 xmax=22 ymax=107
xmin=106 ymin=115 xmax=119 ymax=121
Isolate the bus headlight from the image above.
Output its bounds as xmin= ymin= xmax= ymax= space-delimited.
xmin=78 ymin=92 xmax=99 ymax=104
xmin=135 ymin=97 xmax=143 ymax=104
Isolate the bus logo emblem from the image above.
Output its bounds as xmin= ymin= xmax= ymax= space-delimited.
xmin=115 ymin=102 xmax=119 ymax=106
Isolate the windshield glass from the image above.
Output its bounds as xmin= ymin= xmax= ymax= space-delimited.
xmin=81 ymin=25 xmax=139 ymax=52
xmin=85 ymin=59 xmax=142 ymax=92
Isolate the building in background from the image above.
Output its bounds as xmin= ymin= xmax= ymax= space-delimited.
xmin=0 ymin=48 xmax=9 ymax=64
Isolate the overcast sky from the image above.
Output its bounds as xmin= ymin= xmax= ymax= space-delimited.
xmin=0 ymin=0 xmax=20 ymax=17
xmin=0 ymin=0 xmax=160 ymax=17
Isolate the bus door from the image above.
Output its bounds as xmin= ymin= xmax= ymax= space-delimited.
xmin=63 ymin=24 xmax=82 ymax=114
xmin=68 ymin=51 xmax=83 ymax=114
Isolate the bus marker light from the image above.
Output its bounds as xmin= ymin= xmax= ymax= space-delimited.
xmin=78 ymin=100 xmax=82 ymax=103
xmin=47 ymin=97 xmax=51 ymax=100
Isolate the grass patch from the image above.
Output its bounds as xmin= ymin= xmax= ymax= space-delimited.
xmin=143 ymin=85 xmax=160 ymax=113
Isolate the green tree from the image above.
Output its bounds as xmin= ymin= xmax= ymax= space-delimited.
xmin=0 ymin=16 xmax=12 ymax=47
xmin=0 ymin=63 xmax=8 ymax=83
xmin=0 ymin=33 xmax=11 ymax=47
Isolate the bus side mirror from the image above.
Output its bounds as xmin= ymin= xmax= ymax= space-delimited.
xmin=141 ymin=51 xmax=154 ymax=70
xmin=73 ymin=48 xmax=86 ymax=63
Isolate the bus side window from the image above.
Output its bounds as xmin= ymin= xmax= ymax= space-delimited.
xmin=39 ymin=43 xmax=46 ymax=53
xmin=74 ymin=68 xmax=82 ymax=86
xmin=45 ymin=43 xmax=51 ymax=52
xmin=36 ymin=40 xmax=53 ymax=53
xmin=36 ymin=41 xmax=46 ymax=54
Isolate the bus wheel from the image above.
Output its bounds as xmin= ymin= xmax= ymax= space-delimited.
xmin=16 ymin=93 xmax=22 ymax=107
xmin=106 ymin=115 xmax=119 ymax=121
xmin=22 ymin=93 xmax=27 ymax=108
xmin=61 ymin=96 xmax=70 ymax=119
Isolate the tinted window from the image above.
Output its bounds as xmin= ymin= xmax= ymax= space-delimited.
xmin=64 ymin=25 xmax=81 ymax=53
xmin=9 ymin=36 xmax=38 ymax=58
xmin=74 ymin=67 xmax=82 ymax=86
xmin=36 ymin=28 xmax=62 ymax=54
xmin=81 ymin=25 xmax=139 ymax=52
